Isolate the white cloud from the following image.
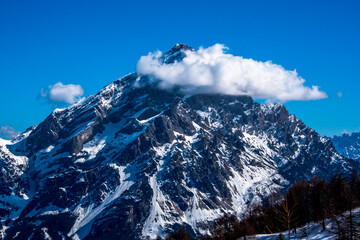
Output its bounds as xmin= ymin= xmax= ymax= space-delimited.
xmin=40 ymin=82 xmax=84 ymax=104
xmin=0 ymin=126 xmax=21 ymax=139
xmin=337 ymin=91 xmax=343 ymax=98
xmin=136 ymin=44 xmax=327 ymax=102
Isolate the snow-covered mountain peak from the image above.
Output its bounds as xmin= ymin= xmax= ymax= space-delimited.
xmin=160 ymin=43 xmax=194 ymax=64
xmin=0 ymin=55 xmax=359 ymax=239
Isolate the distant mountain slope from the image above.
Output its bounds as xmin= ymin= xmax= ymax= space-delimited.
xmin=331 ymin=132 xmax=360 ymax=160
xmin=1 ymin=44 xmax=359 ymax=240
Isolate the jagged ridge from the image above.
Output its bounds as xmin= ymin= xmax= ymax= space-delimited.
xmin=331 ymin=132 xmax=360 ymax=161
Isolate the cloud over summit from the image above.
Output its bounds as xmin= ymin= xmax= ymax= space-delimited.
xmin=137 ymin=44 xmax=327 ymax=102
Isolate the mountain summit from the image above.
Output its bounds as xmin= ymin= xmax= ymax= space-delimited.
xmin=0 ymin=45 xmax=358 ymax=239
xmin=160 ymin=43 xmax=194 ymax=64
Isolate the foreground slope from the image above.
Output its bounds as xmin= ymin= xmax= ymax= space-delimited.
xmin=256 ymin=208 xmax=360 ymax=240
xmin=1 ymin=45 xmax=359 ymax=239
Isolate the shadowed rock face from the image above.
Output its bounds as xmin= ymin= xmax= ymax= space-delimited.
xmin=1 ymin=46 xmax=359 ymax=239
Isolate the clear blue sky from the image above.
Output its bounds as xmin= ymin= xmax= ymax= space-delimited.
xmin=0 ymin=0 xmax=359 ymax=138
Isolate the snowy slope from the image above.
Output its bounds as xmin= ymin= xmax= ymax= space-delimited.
xmin=256 ymin=208 xmax=360 ymax=240
xmin=0 ymin=128 xmax=35 ymax=237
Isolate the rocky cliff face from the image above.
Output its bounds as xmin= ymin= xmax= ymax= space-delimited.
xmin=1 ymin=45 xmax=359 ymax=240
xmin=331 ymin=132 xmax=360 ymax=161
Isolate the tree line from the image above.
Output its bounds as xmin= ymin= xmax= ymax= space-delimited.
xmin=161 ymin=171 xmax=360 ymax=240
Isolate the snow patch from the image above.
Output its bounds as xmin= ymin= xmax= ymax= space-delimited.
xmin=69 ymin=164 xmax=134 ymax=239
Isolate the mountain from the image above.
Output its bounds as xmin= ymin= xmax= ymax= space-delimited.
xmin=1 ymin=44 xmax=359 ymax=240
xmin=331 ymin=132 xmax=360 ymax=161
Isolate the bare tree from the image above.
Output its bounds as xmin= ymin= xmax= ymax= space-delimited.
xmin=274 ymin=196 xmax=298 ymax=240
